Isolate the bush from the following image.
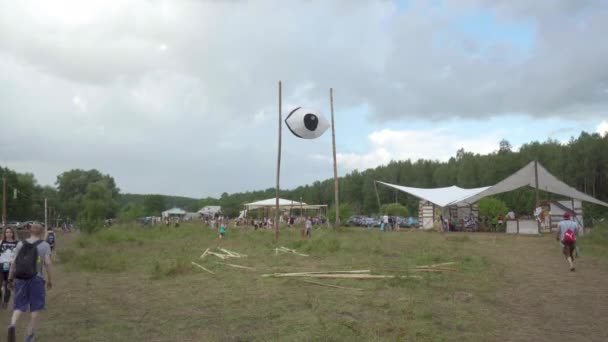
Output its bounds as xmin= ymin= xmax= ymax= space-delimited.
xmin=328 ymin=203 xmax=352 ymax=225
xmin=478 ymin=197 xmax=508 ymax=219
xmin=381 ymin=203 xmax=410 ymax=217
xmin=78 ymin=217 xmax=103 ymax=234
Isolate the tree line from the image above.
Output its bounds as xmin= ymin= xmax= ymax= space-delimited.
xmin=1 ymin=131 xmax=607 ymax=230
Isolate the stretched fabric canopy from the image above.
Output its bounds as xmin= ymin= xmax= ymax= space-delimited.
xmin=377 ymin=161 xmax=608 ymax=208
xmin=459 ymin=161 xmax=608 ymax=207
xmin=376 ymin=182 xmax=489 ymax=207
xmin=244 ymin=198 xmax=308 ymax=210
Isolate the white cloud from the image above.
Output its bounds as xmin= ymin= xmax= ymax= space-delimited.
xmin=1 ymin=0 xmax=608 ymax=197
xmin=598 ymin=120 xmax=608 ymax=136
xmin=254 ymin=110 xmax=266 ymax=124
xmin=72 ymin=95 xmax=87 ymax=112
xmin=336 ymin=128 xmax=502 ymax=171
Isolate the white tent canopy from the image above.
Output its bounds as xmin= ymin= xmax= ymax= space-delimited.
xmin=377 ymin=161 xmax=608 ymax=208
xmin=198 ymin=206 xmax=221 ymax=215
xmin=376 ymin=182 xmax=489 ymax=207
xmin=244 ymin=198 xmax=308 ymax=210
xmin=459 ymin=161 xmax=608 ymax=207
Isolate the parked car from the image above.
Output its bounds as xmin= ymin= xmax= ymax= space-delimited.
xmin=401 ymin=217 xmax=419 ymax=227
xmin=346 ymin=215 xmax=364 ymax=226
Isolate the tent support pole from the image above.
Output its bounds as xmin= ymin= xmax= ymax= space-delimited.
xmin=300 ymin=197 xmax=304 ymax=225
xmin=373 ymin=181 xmax=381 ymax=214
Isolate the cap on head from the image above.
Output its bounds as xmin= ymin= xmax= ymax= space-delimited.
xmin=563 ymin=212 xmax=572 ymax=220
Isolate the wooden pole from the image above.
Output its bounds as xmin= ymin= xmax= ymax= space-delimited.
xmin=330 ymin=88 xmax=340 ymax=228
xmin=534 ymin=160 xmax=540 ymax=234
xmin=274 ymin=81 xmax=282 ymax=241
xmin=44 ymin=198 xmax=48 ymax=230
xmin=2 ymin=177 xmax=6 ymax=226
xmin=300 ymin=197 xmax=304 ymax=222
xmin=373 ymin=180 xmax=382 ymax=213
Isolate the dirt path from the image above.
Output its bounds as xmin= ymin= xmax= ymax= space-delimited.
xmin=484 ymin=234 xmax=608 ymax=342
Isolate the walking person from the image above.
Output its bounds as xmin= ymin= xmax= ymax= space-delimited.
xmin=557 ymin=212 xmax=580 ymax=272
xmin=45 ymin=227 xmax=56 ymax=261
xmin=382 ymin=214 xmax=389 ymax=232
xmin=219 ymin=221 xmax=226 ymax=240
xmin=0 ymin=227 xmax=19 ymax=309
xmin=305 ymin=217 xmax=312 ymax=238
xmin=7 ymin=224 xmax=53 ymax=342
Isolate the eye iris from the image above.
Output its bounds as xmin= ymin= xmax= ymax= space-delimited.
xmin=304 ymin=114 xmax=318 ymax=131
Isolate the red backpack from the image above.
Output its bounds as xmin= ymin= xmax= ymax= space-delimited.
xmin=563 ymin=229 xmax=576 ymax=244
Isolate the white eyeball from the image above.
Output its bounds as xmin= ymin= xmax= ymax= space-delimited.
xmin=284 ymin=107 xmax=330 ymax=139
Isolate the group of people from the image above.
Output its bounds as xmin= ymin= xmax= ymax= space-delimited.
xmin=0 ymin=223 xmax=55 ymax=342
xmin=380 ymin=215 xmax=398 ymax=231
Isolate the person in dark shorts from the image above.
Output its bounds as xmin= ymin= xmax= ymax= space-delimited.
xmin=7 ymin=224 xmax=53 ymax=342
xmin=557 ymin=212 xmax=580 ymax=272
xmin=0 ymin=227 xmax=19 ymax=309
xmin=45 ymin=227 xmax=56 ymax=260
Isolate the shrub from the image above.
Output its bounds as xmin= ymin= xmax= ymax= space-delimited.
xmin=328 ymin=203 xmax=352 ymax=225
xmin=478 ymin=197 xmax=508 ymax=219
xmin=381 ymin=203 xmax=410 ymax=217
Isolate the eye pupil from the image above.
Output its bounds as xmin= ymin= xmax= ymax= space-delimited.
xmin=304 ymin=114 xmax=319 ymax=131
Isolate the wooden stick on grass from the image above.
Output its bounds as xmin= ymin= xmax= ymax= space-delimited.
xmin=220 ymin=248 xmax=247 ymax=258
xmin=300 ymin=279 xmax=362 ymax=291
xmin=415 ymin=262 xmax=457 ymax=269
xmin=262 ymin=270 xmax=370 ymax=277
xmin=265 ymin=273 xmax=421 ymax=280
xmin=216 ymin=262 xmax=255 ymax=270
xmin=191 ymin=262 xmax=215 ymax=274
xmin=208 ymin=252 xmax=227 ymax=260
xmin=413 ymin=268 xmax=456 ymax=273
xmin=200 ymin=248 xmax=210 ymax=259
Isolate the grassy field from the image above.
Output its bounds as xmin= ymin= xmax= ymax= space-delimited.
xmin=2 ymin=222 xmax=608 ymax=341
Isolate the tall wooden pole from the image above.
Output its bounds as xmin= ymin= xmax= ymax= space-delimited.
xmin=2 ymin=177 xmax=6 ymax=226
xmin=274 ymin=81 xmax=282 ymax=241
xmin=330 ymin=88 xmax=340 ymax=228
xmin=44 ymin=198 xmax=48 ymax=230
xmin=534 ymin=160 xmax=540 ymax=233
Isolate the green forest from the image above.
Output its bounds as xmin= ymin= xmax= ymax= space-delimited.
xmin=2 ymin=131 xmax=607 ymax=228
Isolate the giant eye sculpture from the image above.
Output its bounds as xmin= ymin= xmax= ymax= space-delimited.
xmin=284 ymin=107 xmax=329 ymax=139
xmin=270 ymin=82 xmax=340 ymax=242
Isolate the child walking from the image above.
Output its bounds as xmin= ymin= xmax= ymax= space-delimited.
xmin=219 ymin=222 xmax=226 ymax=240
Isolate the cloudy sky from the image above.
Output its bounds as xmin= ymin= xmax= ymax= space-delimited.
xmin=1 ymin=0 xmax=607 ymax=198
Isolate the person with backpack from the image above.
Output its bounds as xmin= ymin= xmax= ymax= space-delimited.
xmin=0 ymin=227 xmax=19 ymax=309
xmin=45 ymin=227 xmax=56 ymax=261
xmin=557 ymin=212 xmax=580 ymax=272
xmin=6 ymin=224 xmax=53 ymax=342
